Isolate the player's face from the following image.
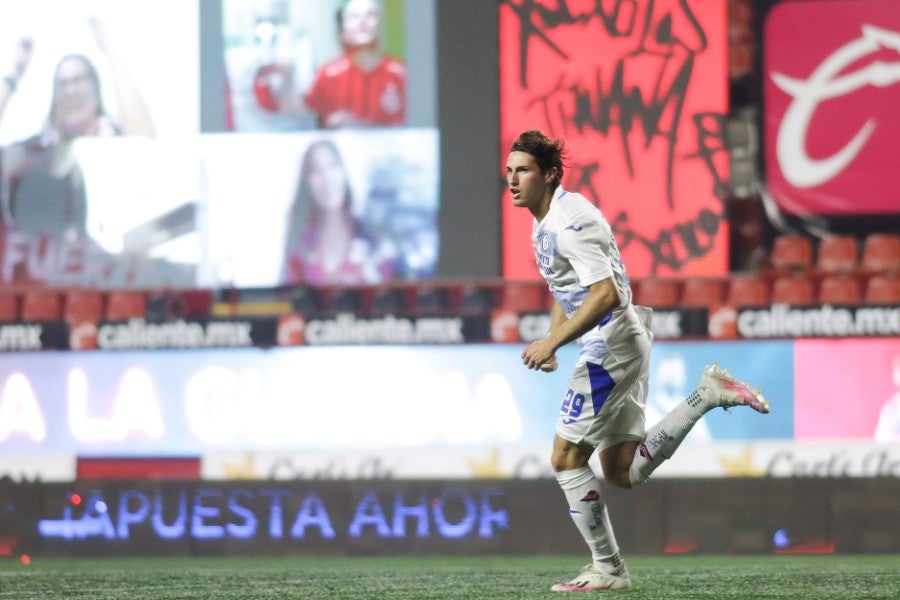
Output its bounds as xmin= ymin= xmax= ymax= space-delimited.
xmin=506 ymin=151 xmax=555 ymax=214
xmin=341 ymin=0 xmax=381 ymax=48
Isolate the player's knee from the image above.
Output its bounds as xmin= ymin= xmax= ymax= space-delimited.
xmin=551 ymin=439 xmax=592 ymax=473
xmin=603 ymin=469 xmax=633 ymax=489
xmin=550 ymin=453 xmax=573 ymax=473
xmin=551 ymin=451 xmax=589 ymax=473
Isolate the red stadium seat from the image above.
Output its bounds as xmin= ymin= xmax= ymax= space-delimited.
xmin=769 ymin=234 xmax=814 ymax=272
xmin=20 ymin=291 xmax=62 ymax=321
xmin=0 ymin=294 xmax=19 ymax=322
xmin=817 ymin=275 xmax=861 ymax=305
xmin=634 ymin=278 xmax=681 ymax=309
xmin=861 ymin=233 xmax=900 ymax=274
xmin=501 ymin=280 xmax=549 ymax=312
xmin=863 ymin=275 xmax=900 ymax=305
xmin=680 ymin=278 xmax=725 ymax=308
xmin=770 ymin=275 xmax=814 ymax=305
xmin=724 ymin=275 xmax=770 ymax=307
xmin=63 ymin=289 xmax=105 ymax=325
xmin=815 ymin=235 xmax=858 ymax=275
xmin=105 ymin=290 xmax=147 ymax=321
xmin=176 ymin=289 xmax=214 ymax=318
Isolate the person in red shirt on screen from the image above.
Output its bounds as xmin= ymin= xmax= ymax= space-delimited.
xmin=304 ymin=0 xmax=406 ymax=129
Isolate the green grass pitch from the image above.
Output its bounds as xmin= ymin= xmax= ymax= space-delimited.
xmin=1 ymin=554 xmax=897 ymax=599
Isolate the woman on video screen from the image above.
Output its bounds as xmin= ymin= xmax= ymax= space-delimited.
xmin=0 ymin=17 xmax=154 ymax=243
xmin=280 ymin=139 xmax=396 ymax=285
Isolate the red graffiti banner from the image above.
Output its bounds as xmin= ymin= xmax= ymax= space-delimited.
xmin=499 ymin=0 xmax=729 ymax=279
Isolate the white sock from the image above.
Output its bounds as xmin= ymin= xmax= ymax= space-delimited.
xmin=629 ymin=391 xmax=706 ymax=485
xmin=556 ymin=466 xmax=623 ymax=574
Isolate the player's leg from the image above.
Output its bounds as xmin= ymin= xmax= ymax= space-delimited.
xmin=628 ymin=363 xmax=769 ymax=485
xmin=551 ymin=360 xmax=633 ymax=590
xmin=597 ymin=439 xmax=641 ymax=488
xmin=590 ymin=348 xmax=652 ymax=489
xmin=552 ymin=436 xmax=630 ymax=590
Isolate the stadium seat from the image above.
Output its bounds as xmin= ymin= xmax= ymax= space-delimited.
xmin=459 ymin=282 xmax=502 ymax=313
xmin=769 ymin=234 xmax=814 ymax=272
xmin=724 ymin=275 xmax=770 ymax=307
xmin=105 ymin=290 xmax=147 ymax=321
xmin=815 ymin=235 xmax=858 ymax=275
xmin=173 ymin=289 xmax=213 ymax=318
xmin=863 ymin=275 xmax=900 ymax=305
xmin=501 ymin=280 xmax=549 ymax=312
xmin=20 ymin=290 xmax=63 ymax=321
xmin=329 ymin=286 xmax=370 ymax=314
xmin=414 ymin=283 xmax=459 ymax=314
xmin=861 ymin=233 xmax=900 ymax=274
xmin=370 ymin=285 xmax=414 ymax=315
xmin=291 ymin=286 xmax=326 ymax=316
xmin=633 ymin=278 xmax=681 ymax=309
xmin=770 ymin=275 xmax=814 ymax=305
xmin=0 ymin=294 xmax=19 ymax=322
xmin=817 ymin=274 xmax=861 ymax=305
xmin=680 ymin=278 xmax=725 ymax=308
xmin=63 ymin=289 xmax=105 ymax=325
xmin=145 ymin=291 xmax=171 ymax=322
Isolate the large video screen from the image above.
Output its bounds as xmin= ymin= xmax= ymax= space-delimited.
xmin=0 ymin=0 xmax=439 ymax=289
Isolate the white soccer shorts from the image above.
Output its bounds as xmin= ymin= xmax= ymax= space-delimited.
xmin=555 ymin=343 xmax=650 ymax=452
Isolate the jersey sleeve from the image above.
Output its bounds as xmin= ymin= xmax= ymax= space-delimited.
xmin=557 ymin=217 xmax=614 ymax=288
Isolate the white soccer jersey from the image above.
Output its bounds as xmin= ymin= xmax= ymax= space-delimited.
xmin=532 ymin=186 xmax=646 ymax=361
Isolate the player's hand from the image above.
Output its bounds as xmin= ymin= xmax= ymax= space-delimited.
xmin=539 ymin=355 xmax=558 ymax=372
xmin=522 ymin=338 xmax=556 ymax=371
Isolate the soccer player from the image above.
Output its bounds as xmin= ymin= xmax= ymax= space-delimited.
xmin=507 ymin=130 xmax=770 ymax=592
xmin=304 ymin=0 xmax=406 ymax=128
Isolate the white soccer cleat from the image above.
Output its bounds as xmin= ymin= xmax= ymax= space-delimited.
xmin=550 ymin=564 xmax=632 ymax=592
xmin=699 ymin=363 xmax=770 ymax=414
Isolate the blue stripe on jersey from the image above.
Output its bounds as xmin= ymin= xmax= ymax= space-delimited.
xmin=586 ymin=361 xmax=616 ymax=416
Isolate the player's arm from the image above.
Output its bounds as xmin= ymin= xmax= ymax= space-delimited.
xmin=521 ymin=278 xmax=619 ymax=370
xmin=546 ymin=277 xmax=619 ymax=351
xmin=536 ymin=300 xmax=568 ymax=372
xmin=549 ymin=299 xmax=568 ymax=331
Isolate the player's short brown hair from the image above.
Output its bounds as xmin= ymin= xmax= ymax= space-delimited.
xmin=510 ymin=130 xmax=567 ymax=187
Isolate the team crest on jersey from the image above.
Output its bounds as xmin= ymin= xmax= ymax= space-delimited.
xmin=536 ymin=230 xmax=557 ymax=256
xmin=534 ymin=230 xmax=557 ymax=273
